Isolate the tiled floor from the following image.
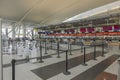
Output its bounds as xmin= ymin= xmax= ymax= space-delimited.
xmin=95 ymin=72 xmax=117 ymax=80
xmin=2 ymin=45 xmax=120 ymax=80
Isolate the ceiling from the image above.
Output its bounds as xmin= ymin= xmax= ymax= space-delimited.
xmin=0 ymin=0 xmax=117 ymax=26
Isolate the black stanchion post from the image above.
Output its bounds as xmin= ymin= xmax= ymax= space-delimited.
xmin=119 ymin=43 xmax=120 ymax=50
xmin=39 ymin=40 xmax=44 ymax=63
xmin=82 ymin=47 xmax=87 ymax=66
xmin=44 ymin=39 xmax=48 ymax=54
xmin=118 ymin=40 xmax=120 ymax=50
xmin=102 ymin=43 xmax=105 ymax=57
xmin=11 ymin=59 xmax=16 ymax=80
xmin=51 ymin=39 xmax=52 ymax=49
xmin=68 ymin=40 xmax=69 ymax=54
xmin=63 ymin=50 xmax=71 ymax=75
xmin=57 ymin=40 xmax=60 ymax=58
xmin=94 ymin=44 xmax=97 ymax=60
xmin=69 ymin=44 xmax=72 ymax=55
xmin=81 ymin=43 xmax=83 ymax=53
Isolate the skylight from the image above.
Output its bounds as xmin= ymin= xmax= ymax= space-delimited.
xmin=63 ymin=0 xmax=120 ymax=22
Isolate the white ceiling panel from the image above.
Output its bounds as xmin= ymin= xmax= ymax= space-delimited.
xmin=0 ymin=0 xmax=117 ymax=26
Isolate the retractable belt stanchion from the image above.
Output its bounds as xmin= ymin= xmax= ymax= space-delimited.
xmin=57 ymin=39 xmax=60 ymax=58
xmin=94 ymin=44 xmax=97 ymax=60
xmin=67 ymin=39 xmax=70 ymax=55
xmin=11 ymin=59 xmax=16 ymax=80
xmin=69 ymin=39 xmax=72 ymax=55
xmin=51 ymin=39 xmax=52 ymax=49
xmin=69 ymin=44 xmax=72 ymax=55
xmin=82 ymin=47 xmax=87 ymax=66
xmin=102 ymin=42 xmax=105 ymax=57
xmin=44 ymin=38 xmax=48 ymax=54
xmin=81 ymin=45 xmax=83 ymax=53
xmin=63 ymin=50 xmax=71 ymax=75
xmin=39 ymin=40 xmax=44 ymax=63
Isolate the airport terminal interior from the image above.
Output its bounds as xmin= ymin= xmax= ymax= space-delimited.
xmin=1 ymin=0 xmax=120 ymax=80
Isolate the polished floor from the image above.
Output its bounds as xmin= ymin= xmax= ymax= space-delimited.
xmin=2 ymin=44 xmax=120 ymax=80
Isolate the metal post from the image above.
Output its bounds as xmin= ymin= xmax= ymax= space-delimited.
xmin=6 ymin=28 xmax=8 ymax=37
xmin=63 ymin=50 xmax=71 ymax=75
xmin=81 ymin=39 xmax=83 ymax=53
xmin=68 ymin=40 xmax=69 ymax=53
xmin=39 ymin=34 xmax=44 ymax=63
xmin=102 ymin=42 xmax=105 ymax=57
xmin=39 ymin=40 xmax=44 ymax=63
xmin=57 ymin=40 xmax=60 ymax=58
xmin=0 ymin=19 xmax=3 ymax=80
xmin=69 ymin=44 xmax=72 ymax=55
xmin=44 ymin=39 xmax=48 ymax=54
xmin=82 ymin=47 xmax=87 ymax=66
xmin=12 ymin=25 xmax=16 ymax=54
xmin=23 ymin=24 xmax=26 ymax=38
xmin=94 ymin=44 xmax=97 ymax=60
xmin=81 ymin=45 xmax=83 ymax=53
xmin=31 ymin=30 xmax=34 ymax=40
xmin=50 ymin=39 xmax=52 ymax=49
xmin=11 ymin=59 xmax=16 ymax=80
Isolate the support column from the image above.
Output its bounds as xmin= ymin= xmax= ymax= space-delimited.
xmin=32 ymin=30 xmax=34 ymax=40
xmin=12 ymin=25 xmax=16 ymax=39
xmin=6 ymin=28 xmax=8 ymax=37
xmin=12 ymin=25 xmax=16 ymax=54
xmin=23 ymin=25 xmax=26 ymax=38
xmin=0 ymin=19 xmax=3 ymax=80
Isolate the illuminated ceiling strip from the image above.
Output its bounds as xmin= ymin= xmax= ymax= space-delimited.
xmin=63 ymin=0 xmax=120 ymax=22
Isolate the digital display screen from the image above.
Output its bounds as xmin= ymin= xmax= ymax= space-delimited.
xmin=64 ymin=29 xmax=69 ymax=34
xmin=69 ymin=29 xmax=75 ymax=33
xmin=114 ymin=25 xmax=120 ymax=31
xmin=80 ymin=28 xmax=86 ymax=32
xmin=56 ymin=30 xmax=61 ymax=33
xmin=103 ymin=26 xmax=112 ymax=31
xmin=87 ymin=27 xmax=94 ymax=32
xmin=53 ymin=31 xmax=56 ymax=33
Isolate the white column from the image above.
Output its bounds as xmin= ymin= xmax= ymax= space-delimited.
xmin=6 ymin=28 xmax=8 ymax=37
xmin=23 ymin=24 xmax=26 ymax=38
xmin=12 ymin=25 xmax=16 ymax=39
xmin=0 ymin=18 xmax=3 ymax=80
xmin=12 ymin=25 xmax=16 ymax=54
xmin=32 ymin=30 xmax=34 ymax=39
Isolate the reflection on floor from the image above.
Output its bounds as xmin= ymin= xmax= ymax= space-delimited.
xmin=95 ymin=72 xmax=117 ymax=80
xmin=71 ymin=55 xmax=119 ymax=80
xmin=2 ymin=46 xmax=120 ymax=80
xmin=31 ymin=51 xmax=104 ymax=80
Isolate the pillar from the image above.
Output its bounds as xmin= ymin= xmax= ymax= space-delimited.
xmin=12 ymin=25 xmax=16 ymax=54
xmin=6 ymin=28 xmax=8 ymax=37
xmin=32 ymin=30 xmax=34 ymax=40
xmin=0 ymin=18 xmax=3 ymax=80
xmin=23 ymin=24 xmax=26 ymax=38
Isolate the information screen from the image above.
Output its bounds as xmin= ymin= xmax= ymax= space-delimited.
xmin=103 ymin=26 xmax=112 ymax=31
xmin=114 ymin=25 xmax=120 ymax=31
xmin=80 ymin=28 xmax=86 ymax=32
xmin=64 ymin=29 xmax=69 ymax=34
xmin=87 ymin=27 xmax=94 ymax=32
xmin=69 ymin=29 xmax=75 ymax=33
